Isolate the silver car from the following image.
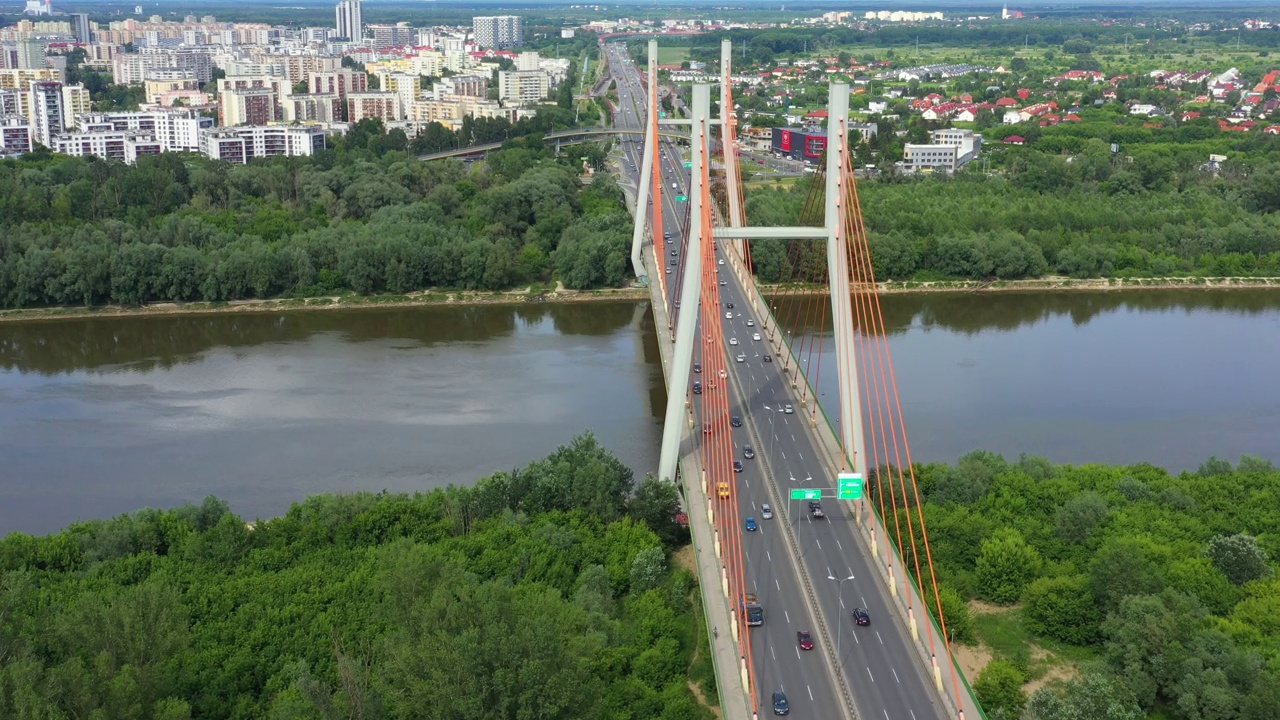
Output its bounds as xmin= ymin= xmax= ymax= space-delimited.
xmin=761 ymin=504 xmax=773 ymax=519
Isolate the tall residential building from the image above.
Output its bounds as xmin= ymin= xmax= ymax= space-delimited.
xmin=69 ymin=13 xmax=91 ymax=43
xmin=284 ymin=93 xmax=342 ymax=123
xmin=378 ymin=72 xmax=420 ymax=107
xmin=310 ymin=69 xmax=366 ymax=99
xmin=346 ymin=91 xmax=400 ymax=122
xmin=75 ymin=109 xmax=212 ymax=152
xmin=17 ymin=40 xmax=45 ymax=70
xmin=370 ymin=23 xmax=414 ymax=49
xmin=219 ymin=86 xmax=277 ymax=126
xmin=0 ymin=114 xmax=33 ymax=154
xmin=334 ymin=0 xmax=363 ymax=42
xmin=497 ymin=70 xmax=548 ymax=104
xmin=61 ymin=82 xmax=90 ymax=128
xmin=472 ymin=15 xmax=521 ymax=49
xmin=26 ymin=80 xmax=63 ymax=146
xmin=52 ymin=130 xmax=162 ymax=163
xmin=217 ymin=75 xmax=289 ymax=122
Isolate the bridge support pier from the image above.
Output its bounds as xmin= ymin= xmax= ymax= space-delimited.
xmin=656 ymin=83 xmax=712 ymax=483
xmin=628 ymin=39 xmax=659 ymax=284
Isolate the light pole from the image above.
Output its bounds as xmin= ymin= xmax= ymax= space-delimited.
xmin=827 ymin=574 xmax=856 ymax=662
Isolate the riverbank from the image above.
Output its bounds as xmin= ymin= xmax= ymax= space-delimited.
xmin=2 ymin=275 xmax=1278 ymax=323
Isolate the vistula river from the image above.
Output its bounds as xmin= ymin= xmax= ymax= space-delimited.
xmin=2 ymin=290 xmax=1279 ymax=535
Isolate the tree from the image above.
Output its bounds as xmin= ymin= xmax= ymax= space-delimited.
xmin=1206 ymin=534 xmax=1271 ymax=585
xmin=1023 ymin=670 xmax=1144 ymax=720
xmin=975 ymin=529 xmax=1042 ymax=604
xmin=1022 ymin=575 xmax=1099 ymax=645
xmin=974 ymin=660 xmax=1026 ymax=718
xmin=1054 ymin=492 xmax=1109 ymax=544
xmin=630 ymin=546 xmax=667 ymax=595
xmin=629 ymin=475 xmax=685 ymax=546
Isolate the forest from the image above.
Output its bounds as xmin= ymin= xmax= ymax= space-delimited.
xmin=0 ymin=433 xmax=713 ymax=720
xmin=887 ymin=452 xmax=1280 ymax=720
xmin=0 ymin=118 xmax=631 ymax=310
xmin=743 ymin=118 xmax=1280 ymax=282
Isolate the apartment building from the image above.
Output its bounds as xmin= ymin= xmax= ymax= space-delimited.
xmin=370 ymin=22 xmax=413 ymax=48
xmin=27 ymin=80 xmax=88 ymax=145
xmin=199 ymin=124 xmax=326 ymax=164
xmin=52 ymin=130 xmax=163 ymax=163
xmin=310 ymin=69 xmax=366 ymax=99
xmin=497 ymin=69 xmax=548 ymax=104
xmin=0 ymin=113 xmax=32 ymax=153
xmin=284 ymin=92 xmax=342 ymax=122
xmin=219 ymin=86 xmax=277 ymax=126
xmin=76 ymin=109 xmax=212 ymax=152
xmin=438 ymin=73 xmax=487 ymax=98
xmin=472 ymin=15 xmax=521 ymax=49
xmin=379 ymin=72 xmax=420 ymax=107
xmin=334 ymin=0 xmax=362 ymax=41
xmin=346 ymin=91 xmax=401 ymax=122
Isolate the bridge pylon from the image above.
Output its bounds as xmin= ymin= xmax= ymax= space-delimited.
xmin=628 ymin=39 xmax=660 ymax=284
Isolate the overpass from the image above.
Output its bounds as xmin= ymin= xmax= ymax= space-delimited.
xmin=416 ymin=127 xmax=688 ymax=161
xmin=614 ymin=39 xmax=985 ymax=720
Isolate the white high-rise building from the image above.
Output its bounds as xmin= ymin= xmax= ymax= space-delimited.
xmin=69 ymin=13 xmax=91 ymax=43
xmin=472 ymin=15 xmax=522 ymax=49
xmin=335 ymin=0 xmax=363 ymax=42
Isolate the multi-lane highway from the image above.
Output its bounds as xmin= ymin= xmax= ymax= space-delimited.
xmin=604 ymin=41 xmax=954 ymax=720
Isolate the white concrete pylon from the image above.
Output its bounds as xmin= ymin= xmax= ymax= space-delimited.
xmin=628 ymin=40 xmax=659 ymax=282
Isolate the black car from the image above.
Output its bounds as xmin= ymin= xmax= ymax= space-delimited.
xmin=725 ymin=302 xmax=734 ymax=309
xmin=733 ymin=460 xmax=743 ymax=473
xmin=853 ymin=607 xmax=871 ymax=626
xmin=743 ymin=445 xmax=755 ymax=459
xmin=809 ymin=501 xmax=824 ymax=518
xmin=693 ymin=381 xmax=702 ymax=394
xmin=763 ymin=354 xmax=772 ymax=363
xmin=731 ymin=415 xmax=742 ymax=427
xmin=693 ymin=363 xmax=701 ymax=374
xmin=772 ymin=690 xmax=789 ymax=716
xmin=670 ymin=249 xmax=678 ymax=256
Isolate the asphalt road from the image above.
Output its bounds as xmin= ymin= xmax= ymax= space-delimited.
xmin=605 ymin=43 xmax=849 ymax=719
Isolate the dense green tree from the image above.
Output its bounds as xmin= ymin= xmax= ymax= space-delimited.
xmin=1022 ymin=670 xmax=1144 ymax=720
xmin=976 ymin=529 xmax=1042 ymax=604
xmin=1206 ymin=534 xmax=1271 ymax=586
xmin=1022 ymin=575 xmax=1099 ymax=645
xmin=974 ymin=660 xmax=1026 ymax=718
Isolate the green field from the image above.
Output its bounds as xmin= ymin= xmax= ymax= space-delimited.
xmin=658 ymin=46 xmax=691 ymax=65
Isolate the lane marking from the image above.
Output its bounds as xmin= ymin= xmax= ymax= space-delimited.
xmin=815 ymin=538 xmax=821 ymax=549
xmin=892 ymin=668 xmax=900 ymax=683
xmin=770 ymin=646 xmax=776 ymax=661
xmin=767 ymin=550 xmax=772 ymax=562
xmin=876 ymin=631 xmax=884 ymax=645
xmin=775 ymin=578 xmax=781 ymax=591
xmin=836 ymin=539 xmax=843 ymax=551
xmin=785 ymin=610 xmax=791 ymax=624
xmin=867 ymin=667 xmax=875 ymax=683
xmin=807 ymin=686 xmax=813 ymax=701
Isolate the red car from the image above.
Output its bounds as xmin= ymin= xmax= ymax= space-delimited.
xmin=796 ymin=630 xmax=814 ymax=651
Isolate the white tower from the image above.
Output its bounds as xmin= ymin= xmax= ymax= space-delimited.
xmin=1002 ymin=5 xmax=1010 ymax=20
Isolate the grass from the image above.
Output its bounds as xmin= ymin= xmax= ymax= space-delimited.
xmin=658 ymin=46 xmax=690 ymax=65
xmin=972 ymin=606 xmax=1098 ymax=684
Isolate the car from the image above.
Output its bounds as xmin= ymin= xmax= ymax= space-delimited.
xmin=666 ymin=267 xmax=671 ymax=274
xmin=733 ymin=460 xmax=743 ymax=473
xmin=772 ymin=690 xmax=789 ymax=716
xmin=725 ymin=302 xmax=734 ymax=309
xmin=731 ymin=415 xmax=742 ymax=427
xmin=703 ymin=422 xmax=712 ymax=434
xmin=675 ymin=300 xmax=681 ymax=309
xmin=736 ymin=353 xmax=745 ymax=363
xmin=745 ymin=515 xmax=757 ymax=530
xmin=718 ymin=482 xmax=730 ymax=498
xmin=664 ymin=232 xmax=671 ymax=239
xmin=746 ymin=319 xmax=755 ymax=327
xmin=670 ymin=249 xmax=678 ymax=256
xmin=718 ymin=258 xmax=725 ymax=265
xmin=809 ymin=501 xmax=825 ymax=518
xmin=797 ymin=630 xmax=814 ymax=650
xmin=693 ymin=381 xmax=702 ymax=394
xmin=783 ymin=404 xmax=794 ymax=414
xmin=720 ymin=279 xmax=727 ymax=286
xmin=693 ymin=362 xmax=701 ymax=373
xmin=763 ymin=354 xmax=773 ymax=363
xmin=853 ymin=608 xmax=871 ymax=626
xmin=753 ymin=333 xmax=762 ymax=341
xmin=743 ymin=445 xmax=755 ymax=459
xmin=729 ymin=338 xmax=738 ymax=346
xmin=670 ymin=257 xmax=677 ymax=265
xmin=761 ymin=503 xmax=772 ymax=519
xmin=725 ymin=311 xmax=733 ymax=319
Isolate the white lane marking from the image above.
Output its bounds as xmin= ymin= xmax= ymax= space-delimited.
xmin=876 ymin=631 xmax=884 ymax=645
xmin=836 ymin=539 xmax=843 ymax=551
xmin=770 ymin=645 xmax=776 ymax=661
xmin=826 ymin=566 xmax=831 ymax=578
xmin=840 ymin=597 xmax=845 ymax=609
xmin=862 ymin=596 xmax=868 ymax=607
xmin=795 ymin=646 xmax=801 ymax=660
xmin=767 ymin=550 xmax=772 ymax=562
xmin=867 ymin=667 xmax=875 ymax=683
xmin=775 ymin=578 xmax=781 ymax=591
xmin=807 ymin=686 xmax=813 ymax=701
xmin=910 ymin=710 xmax=917 ymax=720
xmin=885 ymin=711 xmax=891 ymax=720
xmin=854 ymin=631 xmax=860 ymax=644
xmin=892 ymin=668 xmax=900 ymax=683
xmin=815 ymin=538 xmax=821 ymax=549
xmin=785 ymin=610 xmax=791 ymax=624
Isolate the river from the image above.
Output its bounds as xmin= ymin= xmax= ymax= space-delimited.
xmin=2 ymin=290 xmax=1278 ymax=535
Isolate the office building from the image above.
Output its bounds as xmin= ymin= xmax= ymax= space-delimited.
xmin=334 ymin=0 xmax=363 ymax=42
xmin=497 ymin=70 xmax=548 ymax=104
xmin=902 ymin=128 xmax=981 ymax=173
xmin=200 ymin=125 xmax=326 ymax=164
xmin=472 ymin=15 xmax=521 ymax=49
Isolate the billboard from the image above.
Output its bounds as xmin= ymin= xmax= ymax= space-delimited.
xmin=780 ymin=130 xmax=791 ymax=152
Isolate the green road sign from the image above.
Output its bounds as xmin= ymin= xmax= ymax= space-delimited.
xmin=684 ymin=161 xmax=692 ymax=168
xmin=790 ymin=488 xmax=822 ymax=501
xmin=837 ymin=473 xmax=864 ymax=500
xmin=676 ymin=195 xmax=688 ymax=202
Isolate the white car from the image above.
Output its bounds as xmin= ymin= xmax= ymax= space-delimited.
xmin=784 ymin=404 xmax=794 ymax=414
xmin=736 ymin=354 xmax=746 ymax=363
xmin=719 ymin=279 xmax=727 ymax=286
xmin=725 ymin=311 xmax=733 ymax=319
xmin=718 ymin=258 xmax=725 ymax=265
xmin=761 ymin=504 xmax=773 ymax=520
xmin=746 ymin=320 xmax=755 ymax=327
xmin=753 ymin=333 xmax=761 ymax=341
xmin=729 ymin=338 xmax=739 ymax=346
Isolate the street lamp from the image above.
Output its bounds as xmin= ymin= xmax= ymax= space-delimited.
xmin=827 ymin=574 xmax=856 ymax=663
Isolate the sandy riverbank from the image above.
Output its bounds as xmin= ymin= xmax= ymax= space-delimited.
xmin=1 ymin=275 xmax=1277 ymax=324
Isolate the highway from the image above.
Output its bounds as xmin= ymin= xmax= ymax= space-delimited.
xmin=606 ymin=42 xmax=954 ymax=720
xmin=605 ymin=43 xmax=847 ymax=719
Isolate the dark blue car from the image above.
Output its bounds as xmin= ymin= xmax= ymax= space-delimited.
xmin=772 ymin=690 xmax=789 ymax=716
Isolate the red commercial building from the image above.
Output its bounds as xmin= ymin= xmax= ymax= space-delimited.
xmin=771 ymin=127 xmax=827 ymax=164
